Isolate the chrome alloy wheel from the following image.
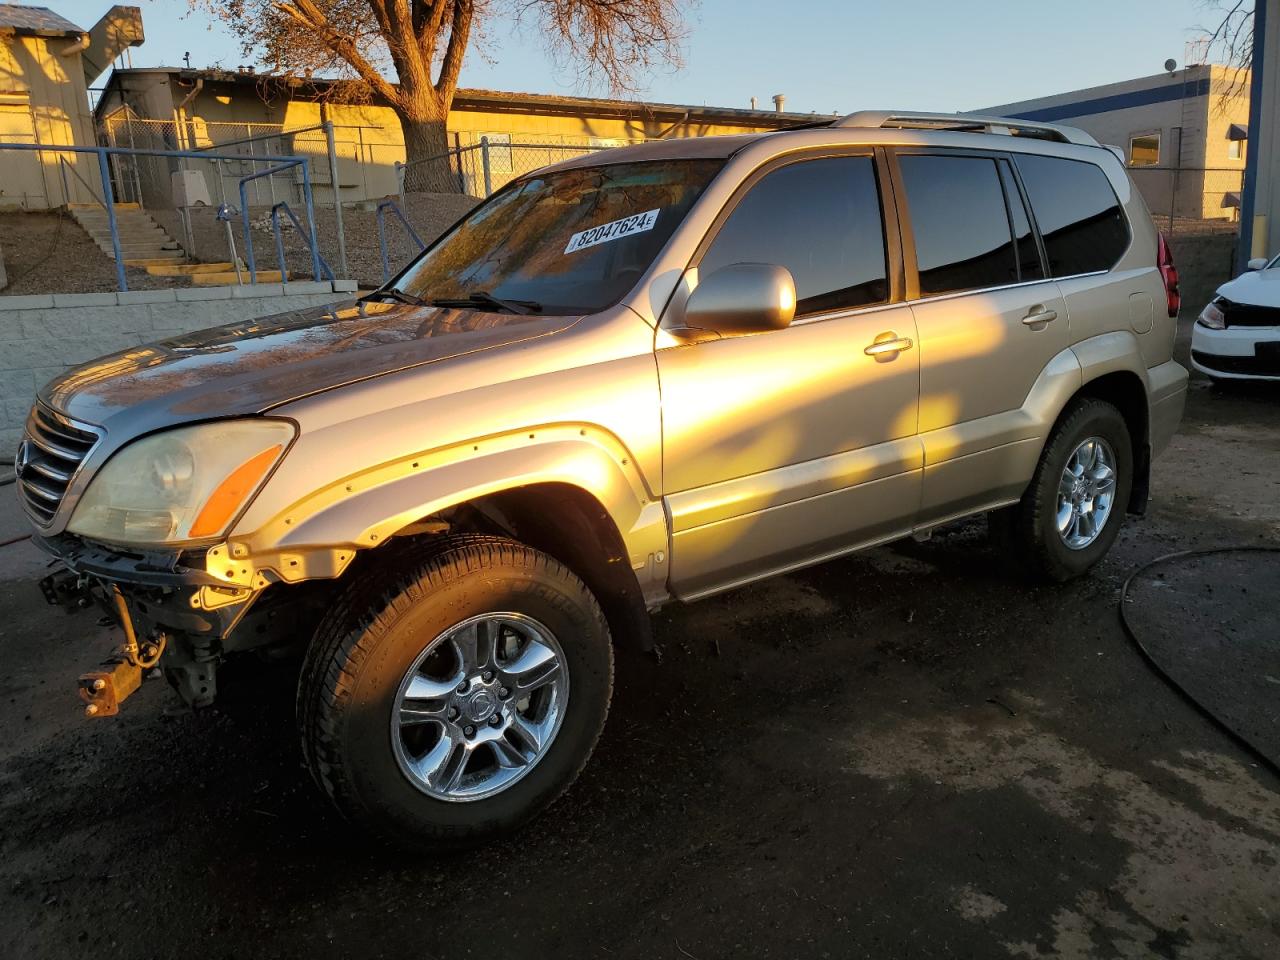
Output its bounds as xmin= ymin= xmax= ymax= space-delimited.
xmin=391 ymin=613 xmax=569 ymax=802
xmin=1056 ymin=436 xmax=1118 ymax=550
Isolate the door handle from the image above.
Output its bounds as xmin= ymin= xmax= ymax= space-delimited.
xmin=864 ymin=332 xmax=914 ymax=361
xmin=1022 ymin=306 xmax=1058 ymax=326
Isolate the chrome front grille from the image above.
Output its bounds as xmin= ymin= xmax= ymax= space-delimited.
xmin=16 ymin=405 xmax=101 ymax=527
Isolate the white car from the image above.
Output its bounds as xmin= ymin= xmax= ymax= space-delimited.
xmin=1192 ymin=254 xmax=1280 ymax=381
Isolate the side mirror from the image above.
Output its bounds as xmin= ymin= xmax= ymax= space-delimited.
xmin=676 ymin=262 xmax=796 ymax=339
xmin=1248 ymin=257 xmax=1269 ymax=271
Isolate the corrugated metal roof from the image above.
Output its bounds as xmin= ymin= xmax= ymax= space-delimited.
xmin=0 ymin=4 xmax=84 ymax=36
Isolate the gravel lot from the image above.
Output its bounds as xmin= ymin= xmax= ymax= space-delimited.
xmin=0 ymin=320 xmax=1277 ymax=959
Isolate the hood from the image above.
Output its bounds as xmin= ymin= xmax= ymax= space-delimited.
xmin=1216 ymin=267 xmax=1280 ymax=309
xmin=41 ymin=299 xmax=581 ymax=436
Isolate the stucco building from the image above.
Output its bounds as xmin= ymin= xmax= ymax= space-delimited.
xmin=0 ymin=4 xmax=142 ymax=208
xmin=94 ymin=66 xmax=815 ymax=207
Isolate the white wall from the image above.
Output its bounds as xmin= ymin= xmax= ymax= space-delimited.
xmin=0 ymin=281 xmax=354 ymax=448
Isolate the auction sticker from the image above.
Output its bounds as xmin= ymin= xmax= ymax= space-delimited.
xmin=564 ymin=209 xmax=660 ymax=254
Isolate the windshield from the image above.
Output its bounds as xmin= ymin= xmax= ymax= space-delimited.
xmin=393 ymin=159 xmax=724 ymax=314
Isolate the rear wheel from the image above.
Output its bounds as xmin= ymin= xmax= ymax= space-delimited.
xmin=992 ymin=398 xmax=1133 ymax=582
xmin=297 ymin=535 xmax=613 ymax=850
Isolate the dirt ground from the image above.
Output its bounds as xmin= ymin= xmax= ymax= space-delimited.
xmin=0 ymin=194 xmax=476 ymax=297
xmin=149 ymin=192 xmax=478 ymax=288
xmin=0 ymin=212 xmax=180 ymax=296
xmin=0 ymin=322 xmax=1278 ymax=959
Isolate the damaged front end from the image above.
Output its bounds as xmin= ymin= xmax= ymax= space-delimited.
xmin=36 ymin=533 xmax=310 ymax=716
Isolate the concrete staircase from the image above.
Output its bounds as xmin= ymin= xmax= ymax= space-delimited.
xmin=68 ymin=203 xmax=185 ymax=264
xmin=140 ymin=261 xmax=289 ymax=286
xmin=68 ymin=205 xmax=295 ymax=286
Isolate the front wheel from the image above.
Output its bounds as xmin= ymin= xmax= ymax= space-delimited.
xmin=297 ymin=535 xmax=613 ymax=851
xmin=991 ymin=398 xmax=1134 ymax=582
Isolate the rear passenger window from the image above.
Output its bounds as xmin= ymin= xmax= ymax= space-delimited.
xmin=699 ymin=156 xmax=888 ymax=316
xmin=1014 ymin=154 xmax=1129 ymax=276
xmin=898 ymin=155 xmax=1018 ymax=296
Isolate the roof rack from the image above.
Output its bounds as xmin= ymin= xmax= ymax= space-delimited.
xmin=831 ymin=110 xmax=1100 ymax=147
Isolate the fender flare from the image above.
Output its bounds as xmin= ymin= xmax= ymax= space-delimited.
xmin=205 ymin=424 xmax=668 ymax=592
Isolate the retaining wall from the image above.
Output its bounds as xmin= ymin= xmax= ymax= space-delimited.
xmin=1 ymin=280 xmax=355 ymax=448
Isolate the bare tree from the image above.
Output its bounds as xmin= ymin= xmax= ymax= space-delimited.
xmin=189 ymin=0 xmax=688 ymax=192
xmin=1198 ymin=1 xmax=1255 ymax=107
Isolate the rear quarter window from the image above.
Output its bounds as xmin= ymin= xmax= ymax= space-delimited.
xmin=1014 ymin=154 xmax=1130 ymax=276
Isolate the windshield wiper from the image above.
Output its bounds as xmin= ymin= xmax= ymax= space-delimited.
xmin=361 ymin=288 xmax=426 ymax=306
xmin=429 ymin=291 xmax=542 ymax=315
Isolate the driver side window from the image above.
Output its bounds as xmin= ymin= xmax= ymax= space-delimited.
xmin=698 ymin=155 xmax=889 ymax=317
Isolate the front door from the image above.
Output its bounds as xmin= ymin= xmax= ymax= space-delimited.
xmin=657 ymin=153 xmax=922 ymax=598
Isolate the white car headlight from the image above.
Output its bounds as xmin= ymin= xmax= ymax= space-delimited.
xmin=68 ymin=419 xmax=295 ymax=545
xmin=1198 ymin=299 xmax=1226 ymax=330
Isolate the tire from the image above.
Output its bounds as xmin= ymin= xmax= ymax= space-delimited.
xmin=992 ymin=398 xmax=1134 ymax=583
xmin=297 ymin=534 xmax=613 ymax=851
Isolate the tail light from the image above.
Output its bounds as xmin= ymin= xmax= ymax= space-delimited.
xmin=1157 ymin=233 xmax=1180 ymax=318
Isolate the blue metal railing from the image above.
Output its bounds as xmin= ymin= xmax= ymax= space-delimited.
xmin=238 ymin=162 xmax=322 ymax=284
xmin=375 ymin=199 xmax=426 ymax=282
xmin=0 ymin=142 xmax=323 ymax=291
xmin=270 ymin=202 xmax=334 ymax=283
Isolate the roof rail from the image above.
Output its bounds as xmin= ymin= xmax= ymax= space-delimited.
xmin=832 ymin=110 xmax=1100 ymax=147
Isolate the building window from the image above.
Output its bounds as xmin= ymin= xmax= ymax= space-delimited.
xmin=478 ymin=132 xmax=512 ymax=175
xmin=1228 ymin=139 xmax=1242 ymax=160
xmin=1128 ymin=133 xmax=1161 ymax=167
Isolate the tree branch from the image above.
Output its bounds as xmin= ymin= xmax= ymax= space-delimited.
xmin=437 ymin=0 xmax=473 ymax=99
xmin=273 ymin=0 xmax=401 ymax=104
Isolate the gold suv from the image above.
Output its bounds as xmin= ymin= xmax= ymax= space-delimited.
xmin=16 ymin=111 xmax=1187 ymax=849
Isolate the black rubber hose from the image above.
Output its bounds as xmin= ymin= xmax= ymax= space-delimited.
xmin=1119 ymin=546 xmax=1280 ymax=779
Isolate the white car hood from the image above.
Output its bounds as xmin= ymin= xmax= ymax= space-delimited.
xmin=1216 ymin=267 xmax=1280 ymax=308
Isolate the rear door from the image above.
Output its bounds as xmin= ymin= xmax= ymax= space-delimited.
xmin=1011 ymin=153 xmax=1149 ymax=356
xmin=891 ymin=149 xmax=1073 ymax=523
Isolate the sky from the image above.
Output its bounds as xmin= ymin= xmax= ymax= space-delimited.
xmin=51 ymin=0 xmax=1229 ymax=113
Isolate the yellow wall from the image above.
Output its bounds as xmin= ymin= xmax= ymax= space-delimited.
xmin=1203 ymin=65 xmax=1252 ymax=168
xmin=182 ymin=86 xmax=784 ymax=200
xmin=0 ymin=33 xmax=100 ymax=208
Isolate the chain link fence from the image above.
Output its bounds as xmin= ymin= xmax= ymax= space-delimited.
xmin=397 ymin=135 xmax=641 ymax=202
xmin=91 ymin=110 xmax=644 ymax=285
xmin=98 ymin=107 xmax=404 ymax=209
xmin=1128 ymin=166 xmax=1246 ymax=236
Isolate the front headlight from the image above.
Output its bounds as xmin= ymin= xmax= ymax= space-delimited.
xmin=68 ymin=419 xmax=295 ymax=545
xmin=1198 ymin=299 xmax=1227 ymax=330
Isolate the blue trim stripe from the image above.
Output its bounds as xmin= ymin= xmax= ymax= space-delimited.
xmin=1004 ymin=78 xmax=1211 ymax=122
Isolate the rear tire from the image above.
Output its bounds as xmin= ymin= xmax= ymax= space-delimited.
xmin=992 ymin=398 xmax=1133 ymax=583
xmin=297 ymin=535 xmax=613 ymax=851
